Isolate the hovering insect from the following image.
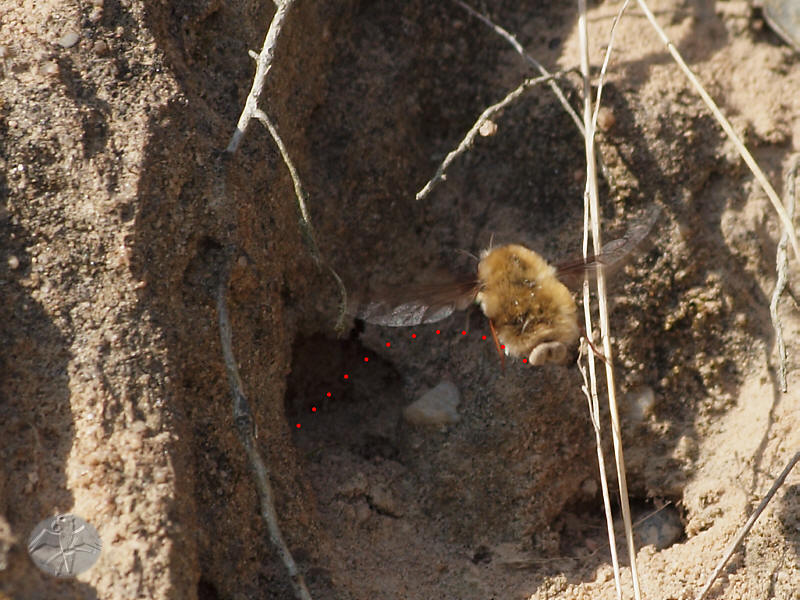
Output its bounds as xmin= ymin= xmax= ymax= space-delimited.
xmin=354 ymin=207 xmax=659 ymax=367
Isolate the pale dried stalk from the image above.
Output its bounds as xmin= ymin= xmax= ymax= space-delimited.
xmin=578 ymin=2 xmax=641 ymax=600
xmin=695 ymin=451 xmax=800 ymax=600
xmin=770 ymin=155 xmax=798 ymax=392
xmin=634 ymin=0 xmax=800 ymax=262
xmin=577 ymin=346 xmax=623 ymax=599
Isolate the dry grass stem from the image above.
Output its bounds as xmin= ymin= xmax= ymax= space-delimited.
xmin=634 ymin=0 xmax=800 ymax=262
xmin=770 ymin=155 xmax=798 ymax=392
xmin=416 ymin=72 xmax=561 ymax=201
xmin=453 ymin=0 xmax=584 ymax=137
xmin=216 ymin=273 xmax=313 ymax=600
xmin=578 ymin=2 xmax=641 ymax=599
xmin=694 ymin=451 xmax=800 ymax=600
xmin=577 ymin=349 xmax=623 ymax=598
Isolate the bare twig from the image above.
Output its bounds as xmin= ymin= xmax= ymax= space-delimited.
xmin=577 ymin=2 xmax=641 ymax=599
xmin=253 ymin=108 xmax=320 ymax=264
xmin=227 ymin=1 xmax=294 ymax=154
xmin=251 ymin=108 xmax=348 ymax=332
xmin=416 ymin=72 xmax=560 ymax=201
xmin=634 ymin=0 xmax=800 ymax=262
xmin=770 ymin=155 xmax=799 ymax=392
xmin=217 ymin=269 xmax=313 ymax=600
xmin=226 ymin=4 xmax=349 ymax=331
xmin=453 ymin=0 xmax=584 ymax=137
xmin=695 ymin=451 xmax=800 ymax=600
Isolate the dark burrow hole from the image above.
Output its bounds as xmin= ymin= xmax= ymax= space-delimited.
xmin=464 ymin=496 xmax=685 ymax=569
xmin=284 ymin=333 xmax=406 ymax=461
xmin=197 ymin=577 xmax=221 ymax=600
xmin=554 ymin=494 xmax=686 ymax=561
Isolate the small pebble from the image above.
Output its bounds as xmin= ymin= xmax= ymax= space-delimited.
xmin=336 ymin=472 xmax=368 ymax=498
xmin=369 ymin=483 xmax=402 ymax=517
xmin=635 ymin=504 xmax=683 ymax=549
xmin=403 ymin=380 xmax=460 ymax=426
xmin=596 ymin=106 xmax=616 ymax=131
xmin=479 ymin=119 xmax=498 ymax=137
xmin=7 ymin=255 xmax=19 ymax=270
xmin=580 ymin=477 xmax=598 ymax=497
xmin=58 ymin=31 xmax=80 ymax=49
xmin=626 ymin=386 xmax=655 ymax=423
xmin=40 ymin=61 xmax=59 ymax=76
xmin=353 ymin=499 xmax=371 ymax=525
xmin=93 ymin=40 xmax=108 ymax=55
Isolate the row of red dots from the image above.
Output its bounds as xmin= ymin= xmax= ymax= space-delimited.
xmin=295 ymin=330 xmax=520 ymax=428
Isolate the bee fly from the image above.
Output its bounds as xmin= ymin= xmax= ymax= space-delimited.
xmin=353 ymin=207 xmax=659 ymax=367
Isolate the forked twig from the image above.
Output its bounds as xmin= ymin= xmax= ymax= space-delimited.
xmin=695 ymin=451 xmax=800 ymax=600
xmin=770 ymin=155 xmax=798 ymax=392
xmin=226 ymin=3 xmax=347 ymax=331
xmin=227 ymin=1 xmax=294 ymax=154
xmin=217 ymin=269 xmax=313 ymax=600
xmin=453 ymin=0 xmax=584 ymax=136
xmin=416 ymin=72 xmax=562 ymax=201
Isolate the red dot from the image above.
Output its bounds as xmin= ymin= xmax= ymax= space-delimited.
xmin=522 ymin=358 xmax=528 ymax=363
xmin=364 ymin=356 xmax=369 ymax=362
xmin=500 ymin=345 xmax=505 ymax=349
xmin=482 ymin=335 xmax=487 ymax=340
xmin=435 ymin=329 xmax=441 ymax=335
xmin=343 ymin=374 xmax=349 ymax=379
xmin=461 ymin=330 xmax=466 ymax=335
xmin=326 ymin=392 xmax=332 ymax=397
xmin=385 ymin=342 xmax=391 ymax=347
xmin=296 ymin=423 xmax=301 ymax=428
xmin=411 ymin=333 xmax=417 ymax=339
xmin=311 ymin=406 xmax=317 ymax=412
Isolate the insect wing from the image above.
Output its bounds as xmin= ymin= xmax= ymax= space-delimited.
xmin=352 ymin=279 xmax=479 ymax=327
xmin=598 ymin=205 xmax=660 ymax=270
xmin=555 ymin=205 xmax=660 ymax=288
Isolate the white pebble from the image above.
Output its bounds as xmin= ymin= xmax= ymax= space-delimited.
xmin=58 ymin=31 xmax=80 ymax=48
xmin=403 ymin=381 xmax=460 ymax=426
xmin=626 ymin=386 xmax=655 ymax=422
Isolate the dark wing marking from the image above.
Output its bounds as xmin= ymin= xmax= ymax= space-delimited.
xmin=351 ymin=278 xmax=480 ymax=327
xmin=556 ymin=205 xmax=661 ymax=289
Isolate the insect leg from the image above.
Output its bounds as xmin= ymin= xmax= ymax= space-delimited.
xmin=488 ymin=319 xmax=505 ymax=372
